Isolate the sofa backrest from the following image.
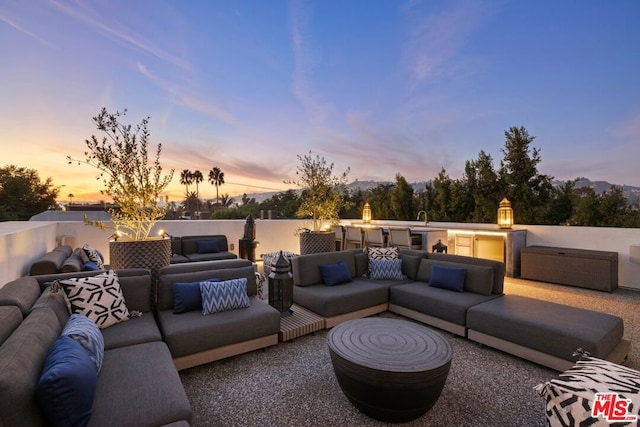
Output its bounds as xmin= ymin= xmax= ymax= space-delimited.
xmin=415 ymin=258 xmax=495 ymax=296
xmin=0 ymin=277 xmax=41 ymax=317
xmin=35 ymin=268 xmax=154 ymax=313
xmin=292 ymin=251 xmax=357 ymax=287
xmin=179 ymin=235 xmax=230 ymax=255
xmin=29 ymin=245 xmax=73 ymax=275
xmin=0 ymin=306 xmax=63 ymax=427
xmin=426 ymin=252 xmax=505 ymax=294
xmin=157 ymin=259 xmax=256 ymax=311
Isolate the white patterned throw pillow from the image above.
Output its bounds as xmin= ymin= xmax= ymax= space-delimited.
xmin=367 ymin=246 xmax=399 ymax=260
xmin=82 ymin=244 xmax=104 ymax=269
xmin=200 ymin=278 xmax=251 ymax=315
xmin=57 ymin=270 xmax=130 ymax=329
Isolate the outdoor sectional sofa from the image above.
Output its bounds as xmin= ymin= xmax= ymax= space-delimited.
xmin=0 ymin=258 xmax=281 ymax=426
xmin=169 ymin=234 xmax=237 ymax=264
xmin=0 ymin=269 xmax=191 ymax=427
xmin=29 ymin=245 xmax=106 ymax=276
xmin=291 ymin=249 xmax=630 ymax=371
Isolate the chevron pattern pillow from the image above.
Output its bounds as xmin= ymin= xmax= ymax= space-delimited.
xmin=57 ymin=270 xmax=130 ymax=329
xmin=369 ymin=258 xmax=404 ymax=280
xmin=200 ymin=278 xmax=251 ymax=315
xmin=61 ymin=313 xmax=104 ymax=372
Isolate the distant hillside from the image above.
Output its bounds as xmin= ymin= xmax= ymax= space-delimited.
xmin=237 ymin=178 xmax=640 ymax=206
xmin=555 ymin=178 xmax=640 ymax=205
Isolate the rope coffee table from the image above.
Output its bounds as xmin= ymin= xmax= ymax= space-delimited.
xmin=327 ymin=317 xmax=452 ymax=422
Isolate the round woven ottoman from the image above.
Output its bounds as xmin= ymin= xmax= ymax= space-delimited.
xmin=327 ymin=318 xmax=452 ymax=422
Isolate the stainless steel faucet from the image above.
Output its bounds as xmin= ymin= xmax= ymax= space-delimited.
xmin=417 ymin=210 xmax=428 ymax=226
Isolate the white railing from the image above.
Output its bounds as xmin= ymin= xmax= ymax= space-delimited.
xmin=2 ymin=219 xmax=640 ymax=289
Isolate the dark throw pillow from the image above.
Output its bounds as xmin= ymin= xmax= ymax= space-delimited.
xmin=36 ymin=336 xmax=97 ymax=427
xmin=429 ymin=265 xmax=466 ymax=293
xmin=319 ymin=261 xmax=352 ymax=286
xmin=173 ymin=279 xmax=220 ymax=314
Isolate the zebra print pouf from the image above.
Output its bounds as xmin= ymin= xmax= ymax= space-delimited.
xmin=537 ymin=357 xmax=640 ymax=426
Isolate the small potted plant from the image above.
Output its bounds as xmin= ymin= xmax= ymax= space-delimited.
xmin=68 ymin=108 xmax=174 ymax=273
xmin=287 ymin=151 xmax=350 ymax=254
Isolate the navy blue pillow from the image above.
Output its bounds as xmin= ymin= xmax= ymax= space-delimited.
xmin=319 ymin=261 xmax=352 ymax=286
xmin=173 ymin=279 xmax=220 ymax=313
xmin=36 ymin=336 xmax=97 ymax=427
xmin=429 ymin=265 xmax=466 ymax=292
xmin=197 ymin=240 xmax=220 ymax=254
xmin=81 ymin=261 xmax=99 ymax=271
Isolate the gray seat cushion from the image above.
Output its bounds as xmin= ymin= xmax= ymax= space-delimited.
xmin=157 ymin=298 xmax=280 ymax=358
xmin=89 ymin=341 xmax=191 ymax=427
xmin=390 ymin=282 xmax=501 ymax=326
xmin=102 ymin=314 xmax=162 ymax=350
xmin=293 ymin=278 xmax=389 ymax=318
xmin=184 ymin=252 xmax=238 ymax=262
xmin=466 ymin=295 xmax=624 ymax=360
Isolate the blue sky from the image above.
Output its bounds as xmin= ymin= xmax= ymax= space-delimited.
xmin=1 ymin=0 xmax=639 ymax=203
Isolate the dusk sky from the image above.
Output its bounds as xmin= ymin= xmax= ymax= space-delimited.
xmin=2 ymin=1 xmax=639 ymax=203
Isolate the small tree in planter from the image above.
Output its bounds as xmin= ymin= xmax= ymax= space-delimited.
xmin=287 ymin=151 xmax=350 ymax=253
xmin=68 ymin=108 xmax=175 ymax=278
xmin=68 ymin=108 xmax=174 ymax=240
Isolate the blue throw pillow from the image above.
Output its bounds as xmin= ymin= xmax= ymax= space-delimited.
xmin=369 ymin=258 xmax=404 ymax=280
xmin=197 ymin=240 xmax=220 ymax=254
xmin=37 ymin=336 xmax=97 ymax=427
xmin=200 ymin=278 xmax=251 ymax=315
xmin=429 ymin=265 xmax=466 ymax=292
xmin=173 ymin=279 xmax=220 ymax=314
xmin=319 ymin=261 xmax=352 ymax=286
xmin=61 ymin=313 xmax=104 ymax=372
xmin=81 ymin=261 xmax=99 ymax=271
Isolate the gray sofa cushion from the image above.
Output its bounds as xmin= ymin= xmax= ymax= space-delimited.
xmin=0 ymin=307 xmax=62 ymax=427
xmin=184 ymin=252 xmax=238 ymax=262
xmin=400 ymin=254 xmax=422 ymax=280
xmin=101 ymin=315 xmax=162 ymax=350
xmin=292 ymin=251 xmax=357 ymax=287
xmin=30 ymin=286 xmax=71 ymax=327
xmin=466 ymin=295 xmax=624 ymax=361
xmin=389 ymin=282 xmax=501 ymax=326
xmin=157 ymin=297 xmax=280 ymax=358
xmin=0 ymin=276 xmax=42 ymax=316
xmin=158 ymin=261 xmax=256 ymax=311
xmin=428 ymin=252 xmax=505 ymax=294
xmin=292 ymin=278 xmax=389 ymax=318
xmin=89 ymin=341 xmax=191 ymax=427
xmin=29 ymin=245 xmax=73 ymax=275
xmin=0 ymin=306 xmax=22 ymax=346
xmin=181 ymin=235 xmax=229 ymax=254
xmin=415 ymin=259 xmax=494 ymax=296
xmin=60 ymin=248 xmax=84 ymax=273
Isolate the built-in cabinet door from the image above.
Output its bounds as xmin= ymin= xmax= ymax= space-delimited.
xmin=474 ymin=235 xmax=505 ymax=262
xmin=455 ymin=235 xmax=474 ymax=256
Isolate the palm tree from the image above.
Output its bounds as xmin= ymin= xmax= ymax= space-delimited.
xmin=68 ymin=193 xmax=74 ymax=205
xmin=208 ymin=166 xmax=225 ymax=207
xmin=180 ymin=169 xmax=193 ymax=194
xmin=192 ymin=170 xmax=204 ymax=197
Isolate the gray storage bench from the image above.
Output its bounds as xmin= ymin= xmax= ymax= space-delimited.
xmin=521 ymin=246 xmax=618 ymax=292
xmin=466 ymin=295 xmax=630 ymax=371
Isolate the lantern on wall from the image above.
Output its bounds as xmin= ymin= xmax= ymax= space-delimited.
xmin=268 ymin=251 xmax=294 ymax=317
xmin=497 ymin=198 xmax=514 ymax=229
xmin=362 ymin=202 xmax=372 ymax=224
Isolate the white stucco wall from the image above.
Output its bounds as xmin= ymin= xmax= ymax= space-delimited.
xmin=1 ymin=220 xmax=639 ymax=289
